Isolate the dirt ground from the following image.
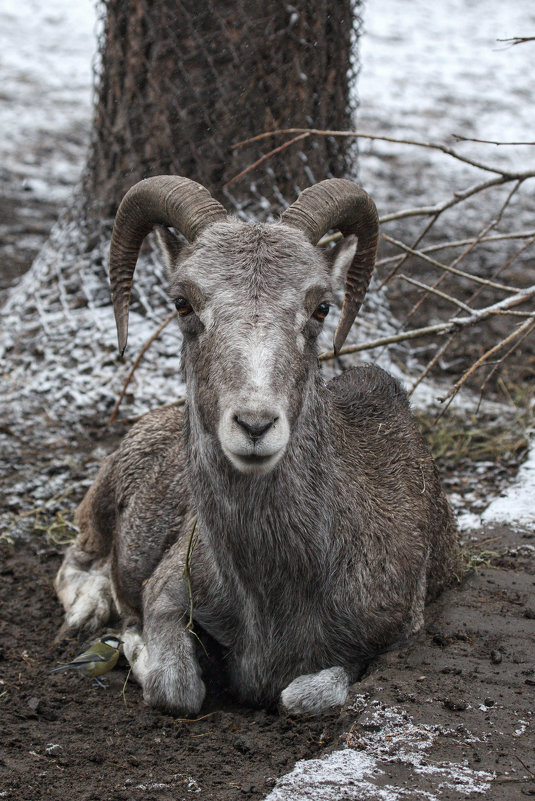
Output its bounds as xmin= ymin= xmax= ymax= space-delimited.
xmin=0 ymin=515 xmax=533 ymax=800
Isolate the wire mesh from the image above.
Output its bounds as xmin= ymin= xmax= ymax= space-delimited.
xmin=84 ymin=0 xmax=361 ymax=223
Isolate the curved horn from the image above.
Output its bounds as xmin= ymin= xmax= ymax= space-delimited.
xmin=281 ymin=178 xmax=379 ymax=354
xmin=109 ymin=175 xmax=227 ymax=355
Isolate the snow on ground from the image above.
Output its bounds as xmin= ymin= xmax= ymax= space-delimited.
xmin=0 ymin=0 xmax=96 ymax=200
xmin=266 ymin=697 xmax=494 ymax=800
xmin=358 ymin=0 xmax=535 ymax=201
xmin=481 ymin=442 xmax=535 ymax=527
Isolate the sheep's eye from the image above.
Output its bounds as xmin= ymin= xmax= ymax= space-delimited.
xmin=174 ymin=297 xmax=193 ymax=316
xmin=312 ymin=302 xmax=330 ymax=321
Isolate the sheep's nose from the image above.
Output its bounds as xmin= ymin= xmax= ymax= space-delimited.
xmin=234 ymin=414 xmax=277 ymax=442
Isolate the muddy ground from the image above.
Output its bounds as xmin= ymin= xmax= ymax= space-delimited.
xmin=0 ymin=512 xmax=534 ymax=800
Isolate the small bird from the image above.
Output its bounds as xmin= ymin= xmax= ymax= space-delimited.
xmin=49 ymin=635 xmax=122 ymax=679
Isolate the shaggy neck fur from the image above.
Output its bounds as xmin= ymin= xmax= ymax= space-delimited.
xmin=184 ymin=372 xmax=340 ymax=593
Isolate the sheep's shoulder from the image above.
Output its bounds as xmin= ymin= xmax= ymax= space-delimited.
xmin=327 ymin=363 xmax=411 ymax=422
xmin=114 ymin=404 xmax=186 ymax=507
xmin=327 ymin=364 xmax=432 ymax=474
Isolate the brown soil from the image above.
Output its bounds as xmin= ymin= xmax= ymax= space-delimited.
xmin=1 ymin=522 xmax=534 ymax=801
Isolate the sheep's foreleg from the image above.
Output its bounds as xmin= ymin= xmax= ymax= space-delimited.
xmin=122 ymin=544 xmax=206 ymax=714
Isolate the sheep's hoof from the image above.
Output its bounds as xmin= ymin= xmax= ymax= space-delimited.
xmin=144 ymin=666 xmax=206 ymax=715
xmin=279 ymin=666 xmax=349 ymax=715
xmin=54 ymin=560 xmax=114 ymax=641
xmin=122 ymin=628 xmax=149 ymax=679
xmin=122 ymin=629 xmax=206 ymax=715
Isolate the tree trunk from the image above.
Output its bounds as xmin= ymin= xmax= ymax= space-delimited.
xmin=1 ymin=0 xmax=362 ymax=458
xmin=86 ymin=0 xmax=358 ymax=220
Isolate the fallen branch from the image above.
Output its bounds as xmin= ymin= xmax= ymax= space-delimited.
xmin=319 ymin=285 xmax=535 ymax=362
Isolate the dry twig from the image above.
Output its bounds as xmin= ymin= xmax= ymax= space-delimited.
xmin=108 ymin=311 xmax=177 ymax=425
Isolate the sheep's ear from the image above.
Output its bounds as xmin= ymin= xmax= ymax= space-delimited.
xmin=154 ymin=225 xmax=185 ymax=274
xmin=327 ymin=234 xmax=358 ymax=290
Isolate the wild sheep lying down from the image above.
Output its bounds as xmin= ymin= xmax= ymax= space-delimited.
xmin=55 ymin=176 xmax=457 ymax=715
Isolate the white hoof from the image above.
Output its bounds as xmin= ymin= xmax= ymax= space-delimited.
xmin=280 ymin=666 xmax=349 ymax=715
xmin=122 ymin=629 xmax=150 ymax=684
xmin=143 ymin=663 xmax=206 ymax=715
xmin=55 ymin=559 xmax=113 ymax=634
xmin=122 ymin=629 xmax=206 ymax=714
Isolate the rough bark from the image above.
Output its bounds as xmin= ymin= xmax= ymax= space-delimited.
xmin=85 ymin=0 xmax=359 ymax=220
xmin=0 ymin=0 xmax=362 ymax=458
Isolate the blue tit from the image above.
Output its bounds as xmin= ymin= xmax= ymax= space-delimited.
xmin=49 ymin=635 xmax=121 ymax=678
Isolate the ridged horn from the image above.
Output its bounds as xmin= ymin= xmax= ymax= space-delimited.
xmin=281 ymin=178 xmax=379 ymax=354
xmin=109 ymin=175 xmax=227 ymax=355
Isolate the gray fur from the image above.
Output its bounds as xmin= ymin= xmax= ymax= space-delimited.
xmin=55 ymin=217 xmax=457 ymax=714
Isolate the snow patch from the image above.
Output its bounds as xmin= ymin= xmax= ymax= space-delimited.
xmin=481 ymin=443 xmax=535 ymax=528
xmin=0 ymin=0 xmax=96 ymax=198
xmin=265 ymin=698 xmax=494 ymax=800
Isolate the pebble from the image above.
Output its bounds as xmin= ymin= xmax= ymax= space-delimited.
xmin=444 ymin=698 xmax=468 ymax=711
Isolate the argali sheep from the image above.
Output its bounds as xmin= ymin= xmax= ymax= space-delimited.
xmin=55 ymin=176 xmax=457 ymax=715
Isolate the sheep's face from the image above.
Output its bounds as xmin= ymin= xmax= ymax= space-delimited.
xmin=160 ymin=220 xmax=356 ymax=475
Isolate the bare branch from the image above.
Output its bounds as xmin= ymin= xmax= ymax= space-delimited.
xmin=376 ymin=230 xmax=535 ymax=266
xmin=319 ymin=285 xmax=535 ymax=362
xmin=224 ymin=133 xmax=310 ymax=188
xmin=496 ymin=36 xmax=535 ymax=47
xmin=453 ymin=133 xmax=535 ymax=146
xmin=400 ymin=179 xmax=524 ymax=324
xmin=399 ymin=275 xmax=474 ymax=313
xmin=438 ymin=317 xmax=535 ymax=411
xmin=478 ymin=319 xmax=535 ymax=399
xmin=233 ymin=127 xmax=535 ymax=178
xmin=408 ymin=334 xmax=459 ymax=398
xmin=383 ymin=235 xmax=517 ymax=293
